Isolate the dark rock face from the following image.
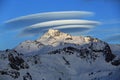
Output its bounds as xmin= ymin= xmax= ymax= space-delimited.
xmin=48 ymin=46 xmax=79 ymax=55
xmin=8 ymin=51 xmax=29 ymax=70
xmin=0 ymin=70 xmax=20 ymax=79
xmin=0 ymin=50 xmax=35 ymax=80
xmin=103 ymin=44 xmax=116 ymax=62
xmin=48 ymin=42 xmax=116 ymax=64
xmin=65 ymin=37 xmax=72 ymax=40
xmin=23 ymin=72 xmax=32 ymax=80
xmin=62 ymin=56 xmax=70 ymax=65
xmin=111 ymin=59 xmax=120 ymax=66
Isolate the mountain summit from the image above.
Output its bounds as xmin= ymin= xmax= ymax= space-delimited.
xmin=38 ymin=29 xmax=99 ymax=42
xmin=15 ymin=29 xmax=101 ymax=54
xmin=0 ymin=29 xmax=120 ymax=80
xmin=41 ymin=29 xmax=67 ymax=38
xmin=37 ymin=29 xmax=72 ymax=41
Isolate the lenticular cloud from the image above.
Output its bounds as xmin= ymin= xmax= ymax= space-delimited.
xmin=3 ymin=11 xmax=100 ymax=36
xmin=21 ymin=20 xmax=100 ymax=36
xmin=21 ymin=24 xmax=95 ymax=36
xmin=27 ymin=19 xmax=100 ymax=29
xmin=4 ymin=11 xmax=94 ymax=29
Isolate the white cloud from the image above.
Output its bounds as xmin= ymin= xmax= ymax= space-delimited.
xmin=28 ymin=19 xmax=100 ymax=28
xmin=4 ymin=11 xmax=94 ymax=30
xmin=6 ymin=11 xmax=94 ymax=23
xmin=3 ymin=11 xmax=101 ymax=37
xmin=20 ymin=19 xmax=100 ymax=36
xmin=52 ymin=25 xmax=95 ymax=29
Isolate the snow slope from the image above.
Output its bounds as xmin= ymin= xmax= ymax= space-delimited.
xmin=0 ymin=29 xmax=120 ymax=80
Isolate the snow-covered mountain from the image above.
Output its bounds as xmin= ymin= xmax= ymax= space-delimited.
xmin=0 ymin=29 xmax=120 ymax=80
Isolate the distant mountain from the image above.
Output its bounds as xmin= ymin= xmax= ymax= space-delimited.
xmin=0 ymin=29 xmax=120 ymax=80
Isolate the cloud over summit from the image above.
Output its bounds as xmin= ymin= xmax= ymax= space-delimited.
xmin=3 ymin=11 xmax=100 ymax=36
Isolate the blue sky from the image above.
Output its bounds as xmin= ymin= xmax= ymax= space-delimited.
xmin=0 ymin=0 xmax=120 ymax=50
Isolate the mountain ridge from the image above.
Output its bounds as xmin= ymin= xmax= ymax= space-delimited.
xmin=15 ymin=29 xmax=101 ymax=54
xmin=0 ymin=29 xmax=120 ymax=80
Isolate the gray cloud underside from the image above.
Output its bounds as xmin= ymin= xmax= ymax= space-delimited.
xmin=4 ymin=11 xmax=94 ymax=30
xmin=53 ymin=25 xmax=95 ymax=29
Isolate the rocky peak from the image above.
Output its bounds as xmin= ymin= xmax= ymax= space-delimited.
xmin=37 ymin=29 xmax=72 ymax=41
xmin=45 ymin=29 xmax=61 ymax=37
xmin=39 ymin=29 xmax=100 ymax=42
xmin=84 ymin=36 xmax=100 ymax=43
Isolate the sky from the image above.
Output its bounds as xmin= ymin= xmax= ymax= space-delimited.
xmin=0 ymin=0 xmax=120 ymax=50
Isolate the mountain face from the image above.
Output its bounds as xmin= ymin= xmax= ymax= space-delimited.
xmin=0 ymin=29 xmax=120 ymax=80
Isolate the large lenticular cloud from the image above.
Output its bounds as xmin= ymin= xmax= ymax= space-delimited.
xmin=20 ymin=19 xmax=100 ymax=36
xmin=21 ymin=25 xmax=95 ymax=36
xmin=4 ymin=11 xmax=94 ymax=30
xmin=3 ymin=11 xmax=101 ymax=37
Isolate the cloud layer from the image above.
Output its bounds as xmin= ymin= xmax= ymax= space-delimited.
xmin=20 ymin=19 xmax=100 ymax=36
xmin=3 ymin=11 xmax=101 ymax=37
xmin=21 ymin=24 xmax=95 ymax=36
xmin=28 ymin=19 xmax=100 ymax=28
xmin=4 ymin=11 xmax=94 ymax=30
